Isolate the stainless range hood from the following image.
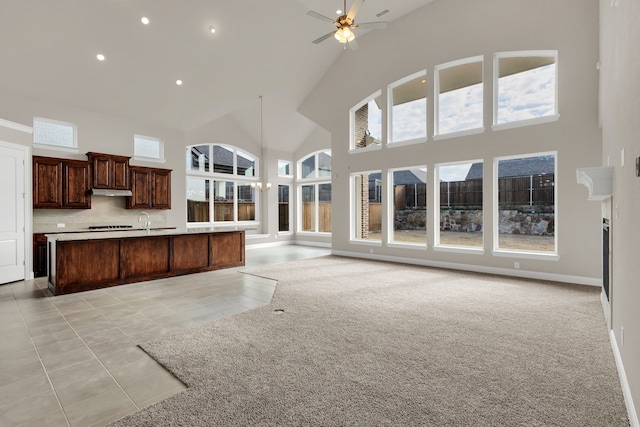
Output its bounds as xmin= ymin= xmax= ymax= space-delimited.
xmin=91 ymin=188 xmax=133 ymax=197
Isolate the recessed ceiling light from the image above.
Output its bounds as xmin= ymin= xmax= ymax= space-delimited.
xmin=209 ymin=25 xmax=216 ymax=34
xmin=421 ymin=79 xmax=426 ymax=83
xmin=336 ymin=9 xmax=343 ymax=14
xmin=141 ymin=17 xmax=150 ymax=25
xmin=96 ymin=54 xmax=105 ymax=61
xmin=176 ymin=80 xmax=183 ymax=86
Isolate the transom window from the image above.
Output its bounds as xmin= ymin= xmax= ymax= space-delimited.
xmin=298 ymin=150 xmax=332 ymax=233
xmin=350 ymin=91 xmax=382 ymax=150
xmin=188 ymin=144 xmax=256 ymax=176
xmin=134 ymin=134 xmax=164 ymax=161
xmin=494 ymin=51 xmax=558 ymax=128
xmin=435 ymin=57 xmax=484 ymax=137
xmin=33 ymin=117 xmax=77 ymax=150
xmin=388 ymin=71 xmax=427 ymax=145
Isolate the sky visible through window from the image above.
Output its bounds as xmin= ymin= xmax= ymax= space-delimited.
xmin=497 ymin=63 xmax=556 ymax=124
xmin=439 ymin=83 xmax=484 ymax=135
xmin=393 ymin=98 xmax=427 ymax=142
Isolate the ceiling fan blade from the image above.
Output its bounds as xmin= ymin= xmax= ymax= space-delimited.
xmin=347 ymin=0 xmax=364 ymax=22
xmin=312 ymin=31 xmax=336 ymax=44
xmin=357 ymin=21 xmax=388 ymax=30
xmin=307 ymin=10 xmax=336 ymax=24
xmin=348 ymin=39 xmax=359 ymax=51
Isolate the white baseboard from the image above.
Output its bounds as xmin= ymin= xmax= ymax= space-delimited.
xmin=246 ymin=240 xmax=295 ymax=250
xmin=610 ymin=330 xmax=639 ymax=427
xmin=331 ymin=250 xmax=601 ymax=286
xmin=294 ymin=240 xmax=332 ymax=248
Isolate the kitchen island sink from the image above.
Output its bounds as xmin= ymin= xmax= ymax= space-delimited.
xmin=46 ymin=229 xmax=244 ymax=295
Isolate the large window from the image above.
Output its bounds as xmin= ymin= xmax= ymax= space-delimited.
xmin=495 ymin=153 xmax=556 ymax=254
xmin=494 ymin=51 xmax=558 ymax=128
xmin=390 ymin=167 xmax=427 ymax=245
xmin=33 ymin=117 xmax=77 ymax=150
xmin=388 ymin=71 xmax=427 ymax=145
xmin=298 ymin=151 xmax=332 ymax=233
xmin=352 ymin=171 xmax=382 ymax=241
xmin=436 ymin=161 xmax=483 ymax=249
xmin=350 ymin=91 xmax=382 ymax=150
xmin=435 ymin=57 xmax=484 ymax=137
xmin=186 ymin=144 xmax=259 ymax=225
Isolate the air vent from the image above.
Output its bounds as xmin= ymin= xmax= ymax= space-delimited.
xmin=376 ymin=9 xmax=390 ymax=18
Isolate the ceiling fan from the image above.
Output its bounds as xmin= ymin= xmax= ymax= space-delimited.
xmin=307 ymin=0 xmax=388 ymax=49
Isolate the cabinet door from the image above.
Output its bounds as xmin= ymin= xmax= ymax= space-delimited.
xmin=33 ymin=156 xmax=63 ymax=208
xmin=127 ymin=167 xmax=151 ymax=209
xmin=63 ymin=160 xmax=91 ymax=208
xmin=112 ymin=157 xmax=130 ymax=189
xmin=33 ymin=233 xmax=47 ymax=278
xmin=152 ymin=169 xmax=171 ymax=209
xmin=210 ymin=231 xmax=244 ymax=267
xmin=91 ymin=155 xmax=111 ymax=189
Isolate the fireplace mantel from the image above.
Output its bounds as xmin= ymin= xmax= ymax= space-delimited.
xmin=576 ymin=166 xmax=614 ymax=201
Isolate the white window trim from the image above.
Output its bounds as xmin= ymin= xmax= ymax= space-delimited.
xmin=434 ymin=56 xmax=484 ymax=138
xmin=297 ymin=181 xmax=331 ymax=233
xmin=134 ymin=134 xmax=165 ymax=163
xmin=433 ymin=127 xmax=485 ymax=141
xmin=278 ymin=184 xmax=292 ymax=233
xmin=387 ymin=70 xmax=428 ymax=145
xmin=493 ymin=50 xmax=559 ymax=128
xmin=350 ymin=169 xmax=381 ymax=242
xmin=387 ymin=242 xmax=428 ymax=250
xmin=388 ymin=165 xmax=428 ymax=247
xmin=33 ymin=116 xmax=79 ymax=153
xmin=277 ymin=160 xmax=294 ymax=178
xmin=434 ymin=159 xmax=484 ymax=250
xmin=492 ymin=151 xmax=558 ymax=257
xmin=350 ymin=90 xmax=382 ymax=151
xmin=297 ymin=150 xmax=332 ymax=181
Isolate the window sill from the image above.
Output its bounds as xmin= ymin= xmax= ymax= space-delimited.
xmin=492 ymin=114 xmax=560 ymax=132
xmin=349 ymin=144 xmax=382 ymax=154
xmin=387 ymin=242 xmax=427 ymax=250
xmin=387 ymin=137 xmax=427 ymax=148
xmin=297 ymin=231 xmax=332 ymax=236
xmin=492 ymin=249 xmax=559 ymax=261
xmin=433 ymin=245 xmax=484 ymax=255
xmin=33 ymin=144 xmax=80 ymax=154
xmin=350 ymin=239 xmax=383 ymax=246
xmin=133 ymin=156 xmax=166 ymax=164
xmin=433 ymin=127 xmax=485 ymax=141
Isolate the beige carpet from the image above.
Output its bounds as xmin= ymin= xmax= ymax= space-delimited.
xmin=109 ymin=255 xmax=629 ymax=426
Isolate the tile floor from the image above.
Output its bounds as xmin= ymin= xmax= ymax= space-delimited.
xmin=0 ymin=245 xmax=330 ymax=427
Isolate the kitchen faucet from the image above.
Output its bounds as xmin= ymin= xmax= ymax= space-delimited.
xmin=138 ymin=212 xmax=150 ymax=233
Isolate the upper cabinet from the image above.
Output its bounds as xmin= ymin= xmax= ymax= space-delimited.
xmin=87 ymin=152 xmax=130 ymax=190
xmin=33 ymin=156 xmax=91 ymax=209
xmin=126 ymin=166 xmax=171 ymax=210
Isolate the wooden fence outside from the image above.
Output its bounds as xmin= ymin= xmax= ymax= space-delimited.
xmin=301 ymin=202 xmax=332 ymax=232
xmin=187 ymin=200 xmax=255 ymax=222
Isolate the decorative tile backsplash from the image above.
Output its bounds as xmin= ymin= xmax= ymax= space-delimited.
xmin=33 ymin=197 xmax=167 ymax=233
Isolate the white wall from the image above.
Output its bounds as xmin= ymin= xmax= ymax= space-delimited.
xmin=600 ymin=0 xmax=640 ymax=423
xmin=299 ymin=0 xmax=602 ymax=283
xmin=0 ymin=93 xmax=186 ymax=231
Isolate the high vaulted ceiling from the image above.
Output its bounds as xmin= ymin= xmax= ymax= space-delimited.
xmin=0 ymin=0 xmax=435 ymax=152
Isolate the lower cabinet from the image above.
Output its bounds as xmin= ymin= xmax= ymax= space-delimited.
xmin=33 ymin=234 xmax=47 ymax=278
xmin=49 ymin=231 xmax=244 ymax=295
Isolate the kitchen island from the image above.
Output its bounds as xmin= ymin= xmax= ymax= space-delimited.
xmin=46 ymin=228 xmax=244 ymax=295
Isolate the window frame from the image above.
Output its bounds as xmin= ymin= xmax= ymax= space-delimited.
xmin=278 ymin=160 xmax=293 ymax=178
xmin=350 ymin=169 xmax=383 ymax=244
xmin=277 ymin=184 xmax=293 ymax=234
xmin=433 ymin=159 xmax=485 ymax=254
xmin=297 ymin=150 xmax=332 ymax=235
xmin=387 ymin=166 xmax=428 ymax=249
xmin=387 ymin=70 xmax=428 ymax=147
xmin=492 ymin=151 xmax=559 ymax=260
xmin=33 ymin=116 xmax=78 ymax=152
xmin=349 ymin=91 xmax=383 ymax=153
xmin=433 ymin=56 xmax=485 ymax=141
xmin=133 ymin=134 xmax=165 ymax=163
xmin=186 ymin=143 xmax=260 ymax=227
xmin=492 ymin=50 xmax=559 ymax=132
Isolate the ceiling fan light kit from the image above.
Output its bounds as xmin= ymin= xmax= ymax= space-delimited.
xmin=308 ymin=0 xmax=387 ymax=48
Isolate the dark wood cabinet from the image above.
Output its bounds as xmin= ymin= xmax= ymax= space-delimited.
xmin=33 ymin=156 xmax=91 ymax=209
xmin=33 ymin=233 xmax=47 ymax=278
xmin=49 ymin=231 xmax=245 ymax=295
xmin=63 ymin=160 xmax=91 ymax=208
xmin=33 ymin=156 xmax=63 ymax=208
xmin=126 ymin=166 xmax=171 ymax=210
xmin=87 ymin=152 xmax=130 ymax=190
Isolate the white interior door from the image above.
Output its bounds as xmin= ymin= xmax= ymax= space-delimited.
xmin=0 ymin=141 xmax=26 ymax=284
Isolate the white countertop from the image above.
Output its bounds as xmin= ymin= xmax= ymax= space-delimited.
xmin=45 ymin=227 xmax=243 ymax=241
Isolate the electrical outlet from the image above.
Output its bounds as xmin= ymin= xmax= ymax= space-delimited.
xmin=621 ymin=326 xmax=624 ymax=346
xmin=514 ymin=262 xmax=520 ymax=269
